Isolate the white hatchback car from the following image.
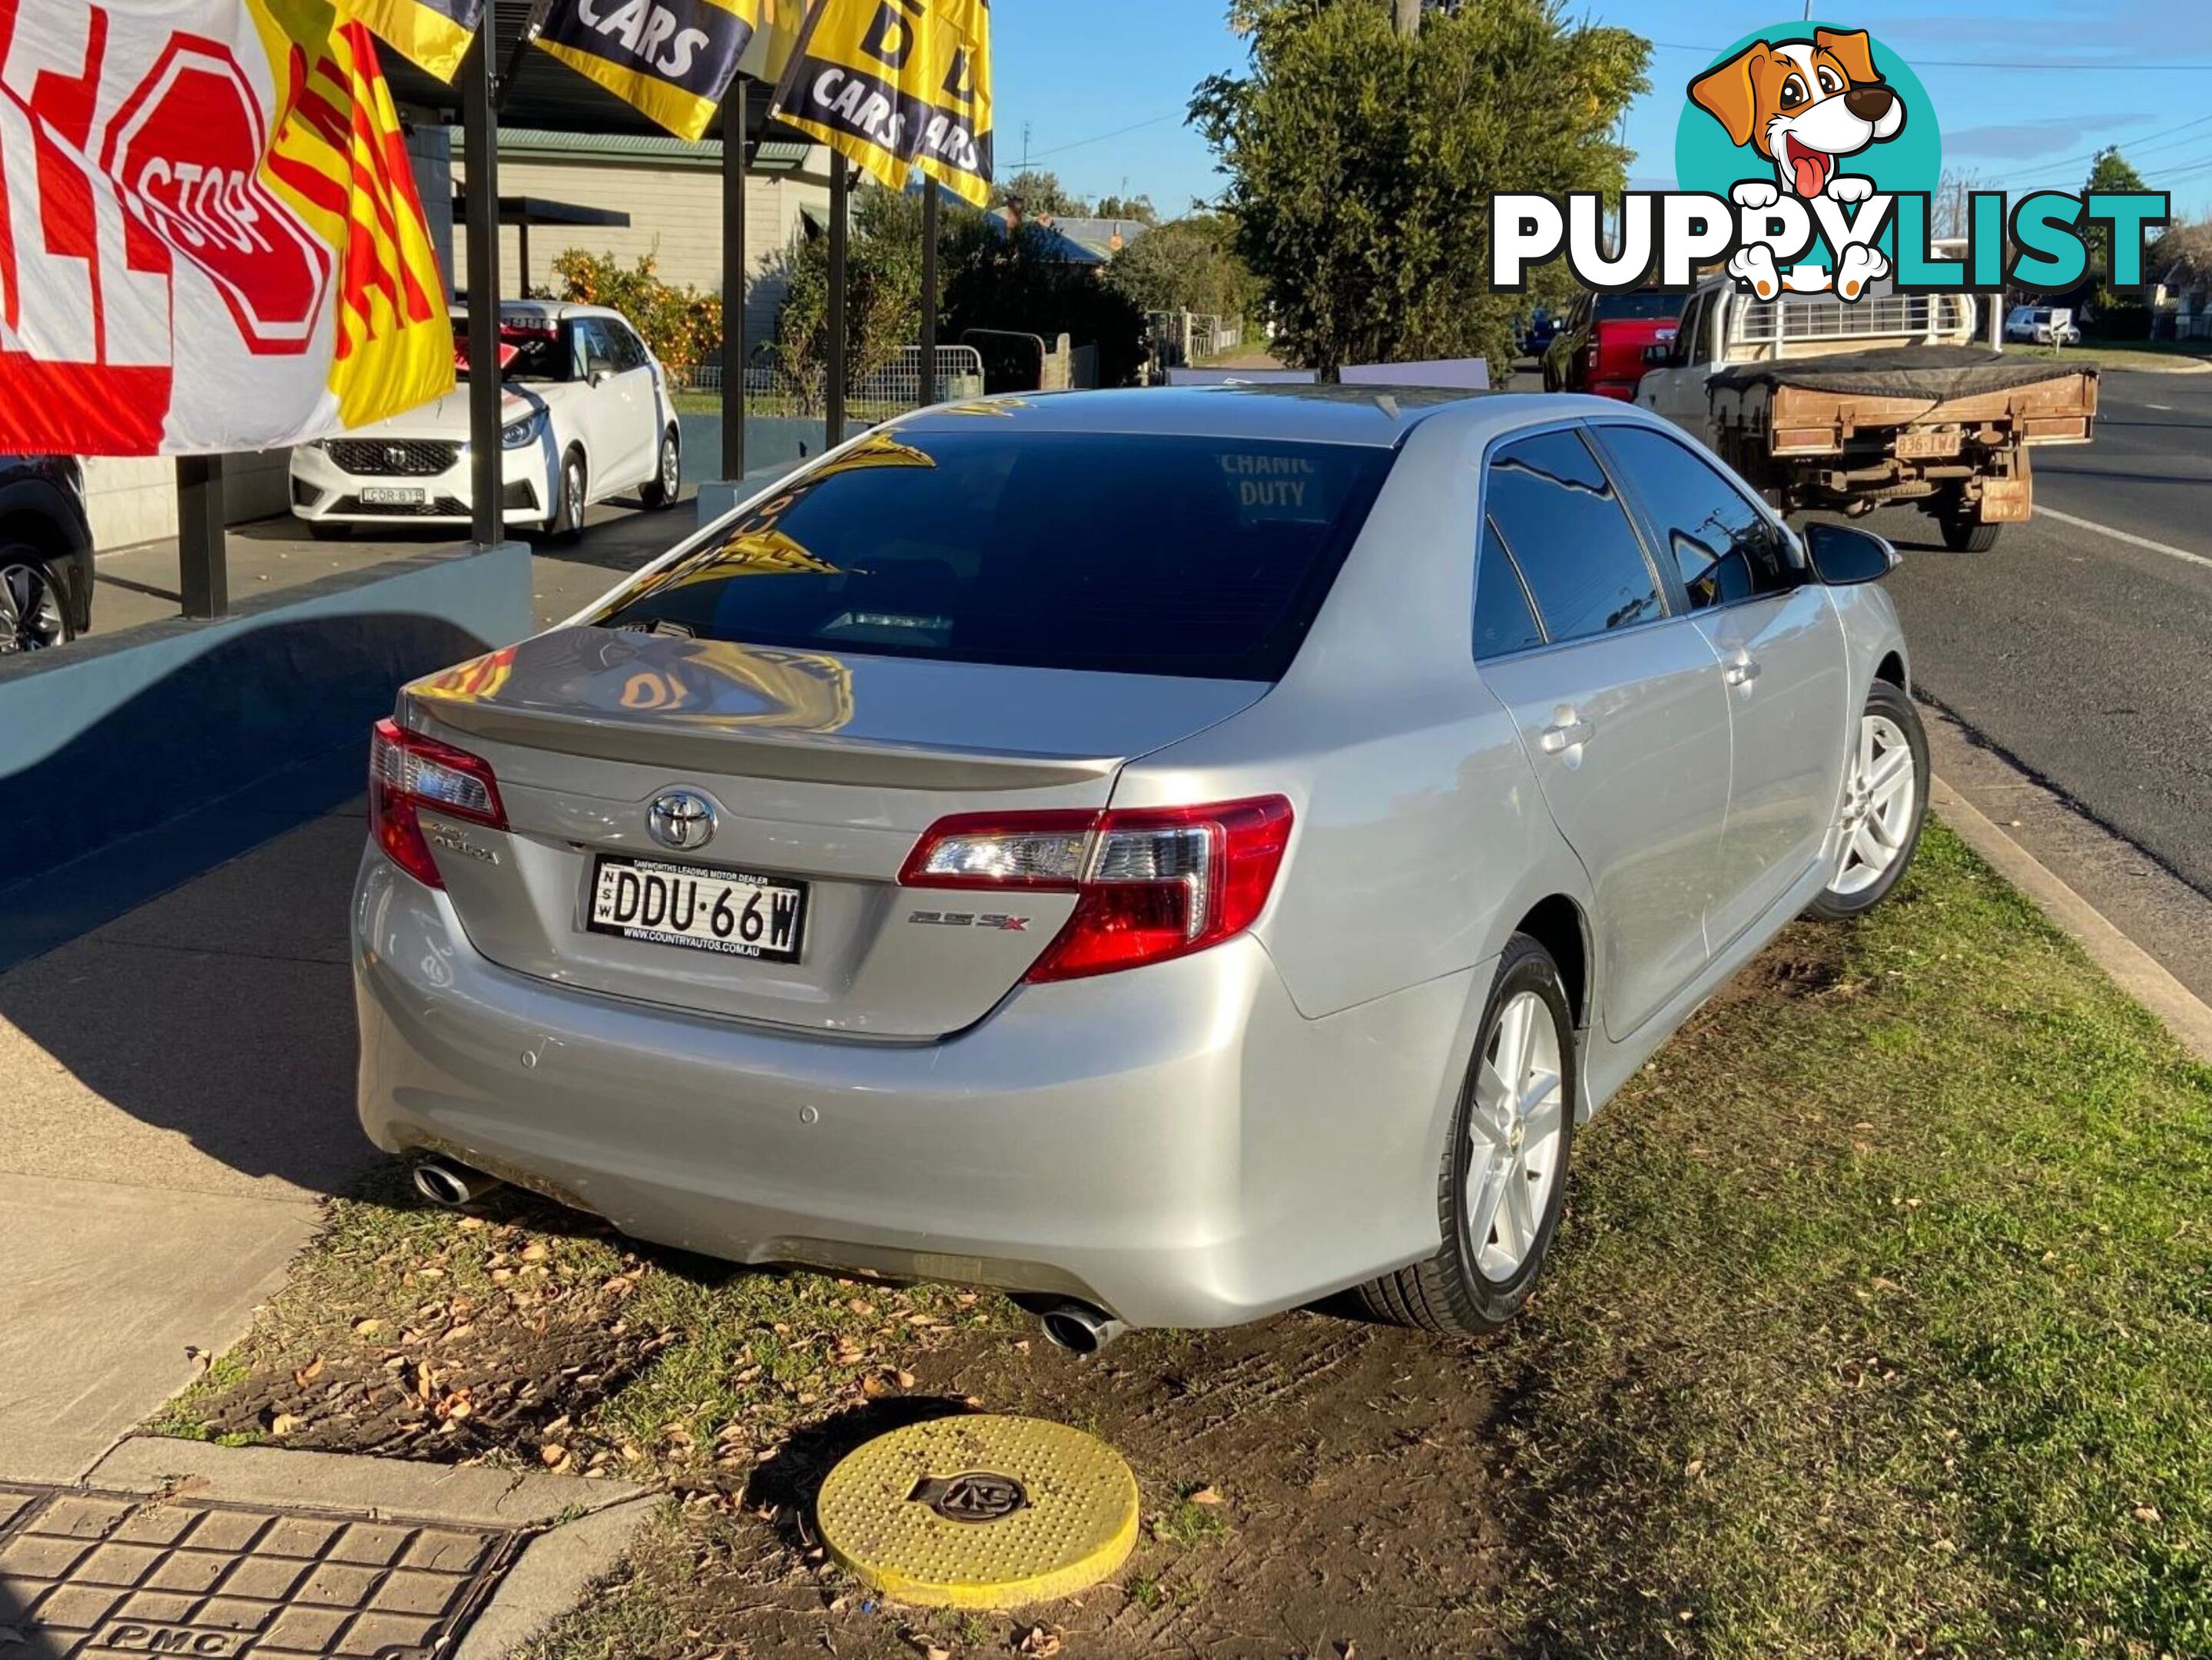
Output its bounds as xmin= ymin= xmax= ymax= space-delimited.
xmin=290 ymin=301 xmax=682 ymax=540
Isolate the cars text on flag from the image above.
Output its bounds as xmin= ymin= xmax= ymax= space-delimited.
xmin=771 ymin=0 xmax=994 ymax=207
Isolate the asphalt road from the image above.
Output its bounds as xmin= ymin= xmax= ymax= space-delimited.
xmin=1871 ymin=367 xmax=2212 ymax=897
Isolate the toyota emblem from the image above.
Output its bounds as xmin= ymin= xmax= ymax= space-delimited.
xmin=647 ymin=789 xmax=716 ymax=851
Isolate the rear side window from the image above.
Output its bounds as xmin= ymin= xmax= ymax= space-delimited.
xmin=1596 ymin=426 xmax=1805 ymax=608
xmin=1474 ymin=519 xmax=1544 ymax=659
xmin=593 ymin=429 xmax=1395 ymax=680
xmin=1483 ymin=430 xmax=1663 ymax=644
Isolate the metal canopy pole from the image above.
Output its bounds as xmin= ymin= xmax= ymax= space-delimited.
xmin=826 ymin=162 xmax=847 ymax=447
xmin=919 ymin=184 xmax=939 ymax=406
xmin=463 ymin=18 xmax=503 ymax=548
xmin=176 ymin=455 xmax=227 ymax=619
xmin=721 ymin=81 xmax=748 ymax=481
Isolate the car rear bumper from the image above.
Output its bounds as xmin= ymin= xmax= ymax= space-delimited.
xmin=353 ymin=848 xmax=1468 ymax=1328
xmin=289 ymin=443 xmax=549 ymax=527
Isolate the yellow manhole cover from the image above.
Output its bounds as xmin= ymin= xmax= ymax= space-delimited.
xmin=816 ymin=1414 xmax=1139 ymax=1609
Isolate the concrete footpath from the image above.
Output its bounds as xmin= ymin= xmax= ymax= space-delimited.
xmin=0 ymin=496 xmax=730 ymax=1654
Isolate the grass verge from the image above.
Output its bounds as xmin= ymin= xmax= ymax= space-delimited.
xmin=2014 ymin=339 xmax=2212 ymax=373
xmin=151 ymin=822 xmax=2212 ymax=1656
xmin=1486 ymin=824 xmax=2212 ymax=1657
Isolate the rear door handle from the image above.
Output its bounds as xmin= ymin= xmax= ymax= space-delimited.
xmin=1540 ymin=716 xmax=1595 ymax=754
xmin=1724 ymin=656 xmax=1763 ymax=688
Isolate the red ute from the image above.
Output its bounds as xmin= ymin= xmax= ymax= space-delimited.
xmin=1541 ymin=291 xmax=1683 ymax=401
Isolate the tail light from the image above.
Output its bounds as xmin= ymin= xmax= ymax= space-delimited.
xmin=369 ymin=718 xmax=506 ymax=889
xmin=899 ymin=796 xmax=1295 ymax=982
xmin=1584 ymin=343 xmax=1601 ymax=372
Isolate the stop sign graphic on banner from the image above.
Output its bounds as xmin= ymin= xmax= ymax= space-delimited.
xmin=101 ymin=37 xmax=332 ymax=354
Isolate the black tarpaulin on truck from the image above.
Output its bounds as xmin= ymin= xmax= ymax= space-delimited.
xmin=1706 ymin=346 xmax=2098 ymax=403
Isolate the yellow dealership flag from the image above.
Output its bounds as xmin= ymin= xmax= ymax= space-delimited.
xmin=535 ymin=0 xmax=774 ymax=142
xmin=772 ymin=0 xmax=995 ymax=207
xmin=330 ymin=0 xmax=486 ymax=81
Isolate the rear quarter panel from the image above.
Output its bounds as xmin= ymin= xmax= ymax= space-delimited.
xmin=1115 ymin=413 xmax=1594 ymax=1024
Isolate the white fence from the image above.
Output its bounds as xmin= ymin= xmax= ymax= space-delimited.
xmin=1148 ymin=310 xmax=1246 ymax=370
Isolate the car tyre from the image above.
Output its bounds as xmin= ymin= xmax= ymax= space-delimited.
xmin=640 ymin=427 xmax=681 ymax=510
xmin=1807 ymin=679 xmax=1928 ymax=921
xmin=549 ymin=449 xmax=586 ymax=543
xmin=0 ymin=548 xmax=73 ymax=652
xmin=1940 ymin=510 xmax=2000 ymax=553
xmin=1358 ymin=933 xmax=1577 ymax=1336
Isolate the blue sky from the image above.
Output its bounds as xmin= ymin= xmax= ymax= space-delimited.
xmin=990 ymin=0 xmax=2212 ymax=219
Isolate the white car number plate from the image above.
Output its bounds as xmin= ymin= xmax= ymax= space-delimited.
xmin=360 ymin=485 xmax=426 ymax=504
xmin=588 ymin=855 xmax=806 ymax=962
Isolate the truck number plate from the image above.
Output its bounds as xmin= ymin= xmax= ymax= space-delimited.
xmin=1895 ymin=430 xmax=1962 ymax=460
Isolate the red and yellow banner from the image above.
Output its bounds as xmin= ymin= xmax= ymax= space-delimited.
xmin=0 ymin=0 xmax=453 ymax=454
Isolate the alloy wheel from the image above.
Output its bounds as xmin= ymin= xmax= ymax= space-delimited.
xmin=1832 ymin=712 xmax=1917 ymax=896
xmin=659 ymin=434 xmax=679 ymax=498
xmin=1466 ymin=988 xmax=1567 ymax=1279
xmin=0 ymin=560 xmax=65 ymax=652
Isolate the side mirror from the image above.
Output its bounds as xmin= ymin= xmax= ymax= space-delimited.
xmin=589 ymin=359 xmax=614 ymax=386
xmin=1804 ymin=520 xmax=1899 ymax=585
xmin=1643 ymin=343 xmax=1673 ymax=367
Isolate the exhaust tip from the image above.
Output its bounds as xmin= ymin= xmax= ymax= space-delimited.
xmin=1038 ymin=1302 xmax=1126 ymax=1356
xmin=411 ymin=1156 xmax=500 ymax=1208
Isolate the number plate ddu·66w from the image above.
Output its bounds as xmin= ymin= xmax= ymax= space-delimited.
xmin=589 ymin=855 xmax=807 ymax=963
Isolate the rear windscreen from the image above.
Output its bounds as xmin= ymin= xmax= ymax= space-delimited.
xmin=592 ymin=428 xmax=1395 ymax=680
xmin=1594 ymin=292 xmax=1680 ymax=321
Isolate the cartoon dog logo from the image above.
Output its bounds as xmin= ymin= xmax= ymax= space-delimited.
xmin=1690 ymin=28 xmax=1905 ymax=299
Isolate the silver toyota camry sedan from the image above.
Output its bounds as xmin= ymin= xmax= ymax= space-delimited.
xmin=353 ymin=387 xmax=1925 ymax=1349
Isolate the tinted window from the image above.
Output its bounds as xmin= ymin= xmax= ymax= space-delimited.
xmin=1474 ymin=519 xmax=1544 ymax=659
xmin=593 ymin=430 xmax=1395 ymax=680
xmin=1593 ymin=291 xmax=1681 ymax=322
xmin=1483 ymin=430 xmax=1663 ymax=643
xmin=1598 ymin=427 xmax=1802 ymax=608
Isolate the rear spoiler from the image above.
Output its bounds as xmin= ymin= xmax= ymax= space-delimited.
xmin=403 ymin=692 xmax=1121 ymax=793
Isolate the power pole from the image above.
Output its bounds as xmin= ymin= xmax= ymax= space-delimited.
xmin=1395 ymin=0 xmax=1421 ymax=37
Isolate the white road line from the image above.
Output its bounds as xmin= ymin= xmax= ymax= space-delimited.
xmin=2144 ymin=402 xmax=2174 ymax=412
xmin=2036 ymin=505 xmax=2212 ymax=573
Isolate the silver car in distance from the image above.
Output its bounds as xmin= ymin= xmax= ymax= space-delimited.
xmin=353 ymin=387 xmax=1926 ymax=1345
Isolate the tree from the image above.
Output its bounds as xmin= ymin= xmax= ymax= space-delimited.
xmin=1193 ymin=0 xmax=1647 ymax=378
xmin=550 ymin=248 xmax=721 ymax=372
xmin=1093 ymin=193 xmax=1159 ymax=224
xmin=2151 ymin=219 xmax=2212 ymax=295
xmin=2078 ymin=146 xmax=2151 ymax=325
xmin=990 ymin=168 xmax=1089 ymax=217
xmin=940 ymin=221 xmax=1149 ymax=386
xmin=771 ymin=184 xmax=936 ymax=387
xmin=1104 ymin=214 xmax=1261 ymax=321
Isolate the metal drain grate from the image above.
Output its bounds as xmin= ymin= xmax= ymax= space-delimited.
xmin=0 ymin=1482 xmax=518 ymax=1658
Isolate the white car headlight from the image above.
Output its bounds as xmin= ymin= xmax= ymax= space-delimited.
xmin=501 ymin=410 xmax=548 ymax=450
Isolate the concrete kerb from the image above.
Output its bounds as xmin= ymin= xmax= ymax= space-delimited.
xmin=81 ymin=1437 xmax=662 ymax=1658
xmin=1932 ymin=776 xmax=2212 ymax=1064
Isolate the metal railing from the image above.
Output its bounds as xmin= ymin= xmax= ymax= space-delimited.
xmin=1147 ymin=310 xmax=1245 ymax=370
xmin=1733 ymin=292 xmax=1974 ymax=347
xmin=668 ymin=344 xmax=987 ymax=414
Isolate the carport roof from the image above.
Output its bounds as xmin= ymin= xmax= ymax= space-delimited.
xmin=384 ymin=0 xmax=808 ymax=144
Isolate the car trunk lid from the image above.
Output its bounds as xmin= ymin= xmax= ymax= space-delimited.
xmin=396 ymin=626 xmax=1270 ymax=1038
